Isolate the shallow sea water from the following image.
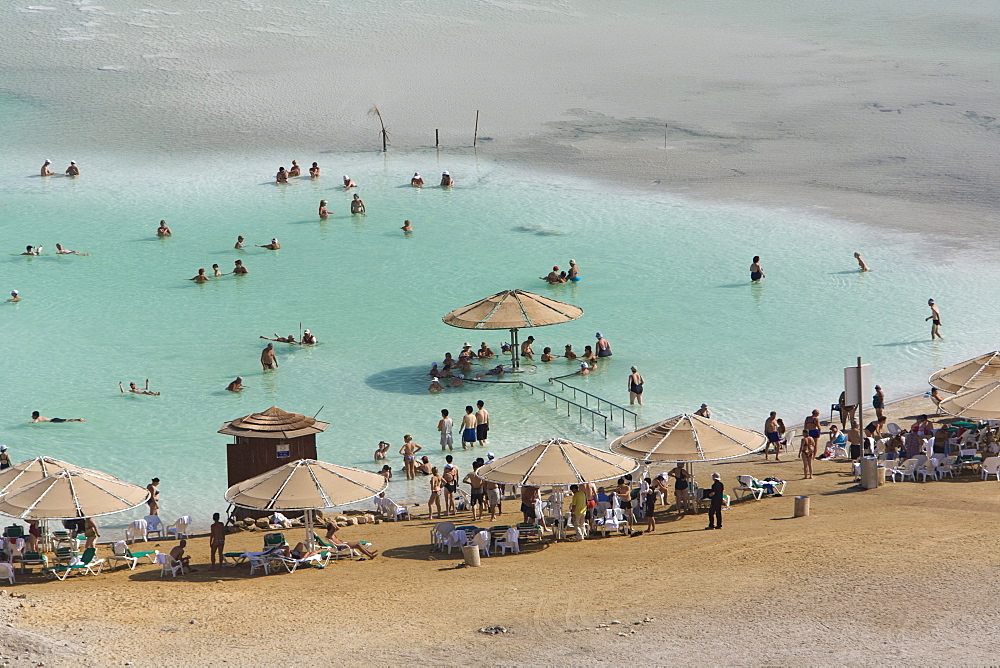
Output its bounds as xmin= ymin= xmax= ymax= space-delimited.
xmin=2 ymin=142 xmax=999 ymax=528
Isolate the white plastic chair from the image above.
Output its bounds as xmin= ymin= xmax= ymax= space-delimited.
xmin=166 ymin=516 xmax=191 ymax=540
xmin=430 ymin=522 xmax=454 ymax=551
xmin=886 ymin=423 xmax=903 ymax=436
xmin=980 ymin=457 xmax=1000 ymax=481
xmin=918 ymin=459 xmax=939 ymax=482
xmin=0 ymin=563 xmax=15 ymax=585
xmin=125 ymin=519 xmax=148 ymax=544
xmin=156 ymin=553 xmax=183 ymax=577
xmin=734 ymin=475 xmax=764 ymax=501
xmin=936 ymin=456 xmax=957 ymax=479
xmin=379 ymin=498 xmax=409 ymax=521
xmin=496 ymin=528 xmax=520 ymax=555
xmin=897 ymin=459 xmax=919 ymax=482
xmin=144 ymin=515 xmax=165 ymax=539
xmin=445 ymin=529 xmax=467 ymax=554
xmin=470 ymin=530 xmax=491 ymax=557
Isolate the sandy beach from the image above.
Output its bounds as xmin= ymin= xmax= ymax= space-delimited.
xmin=4 ymin=393 xmax=1000 ymax=666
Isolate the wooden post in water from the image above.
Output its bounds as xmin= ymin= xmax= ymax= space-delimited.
xmin=664 ymin=124 xmax=668 ymax=150
xmin=436 ymin=129 xmax=439 ymax=148
xmin=474 ymin=110 xmax=480 ymax=147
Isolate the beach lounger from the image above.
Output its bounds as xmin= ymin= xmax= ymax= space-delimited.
xmin=516 ymin=522 xmax=545 ymax=543
xmin=143 ymin=515 xmax=166 ymax=539
xmin=20 ymin=551 xmax=48 ymax=574
xmin=44 ymin=547 xmax=104 ymax=580
xmin=224 ymin=545 xmax=283 ymax=569
xmin=734 ymin=475 xmax=764 ymax=500
xmin=374 ymin=497 xmax=410 ymax=521
xmin=979 ymin=456 xmax=1000 ymax=481
xmin=109 ymin=540 xmax=158 ymax=570
xmin=263 ymin=532 xmax=286 ymax=549
xmin=310 ymin=532 xmax=357 ymax=560
xmin=886 ymin=422 xmax=903 ymax=436
xmin=592 ymin=509 xmax=629 ymax=537
xmin=166 ymin=516 xmax=192 ymax=540
xmin=273 ymin=552 xmax=330 ymax=573
xmin=156 ymin=553 xmax=183 ymax=577
xmin=445 ymin=529 xmax=467 ymax=554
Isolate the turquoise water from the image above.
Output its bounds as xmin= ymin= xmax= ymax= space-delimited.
xmin=2 ymin=144 xmax=999 ymax=530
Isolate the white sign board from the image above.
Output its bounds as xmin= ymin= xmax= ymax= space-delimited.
xmin=844 ymin=363 xmax=872 ymax=406
xmin=276 ymin=442 xmax=290 ymax=459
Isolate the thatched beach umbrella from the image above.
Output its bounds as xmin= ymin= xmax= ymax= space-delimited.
xmin=0 ymin=469 xmax=149 ymax=520
xmin=929 ymin=351 xmax=1000 ymax=394
xmin=224 ymin=459 xmax=387 ymax=548
xmin=609 ymin=414 xmax=767 ymax=463
xmin=0 ymin=456 xmax=108 ymax=499
xmin=476 ymin=438 xmax=638 ymax=486
xmin=442 ymin=289 xmax=583 ymax=370
xmin=938 ymin=380 xmax=1000 ymax=420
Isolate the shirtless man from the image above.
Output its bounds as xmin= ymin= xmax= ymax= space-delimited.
xmin=440 ymin=171 xmax=454 ymax=187
xmin=21 ymin=246 xmax=41 ymax=256
xmin=428 ymin=378 xmax=444 ymax=392
xmin=520 ymin=485 xmax=539 ymax=524
xmin=474 ymin=365 xmax=505 ymax=380
xmin=260 ymin=333 xmax=296 ymax=344
xmin=926 ymin=298 xmax=942 ymax=340
xmin=350 ymin=194 xmax=365 ymax=214
xmin=563 ymin=344 xmax=577 ymax=360
xmin=233 ymin=260 xmax=248 ymax=274
xmin=416 ymin=455 xmax=432 ymax=475
xmin=301 ymin=329 xmax=317 ymax=345
xmin=209 ymin=513 xmax=226 ymax=569
xmin=541 ymin=266 xmax=563 ymax=284
xmin=399 ymin=435 xmax=422 ymax=480
xmin=287 ymin=160 xmax=301 ymax=177
xmin=401 ymin=220 xmax=413 ymax=234
xmin=157 ymin=221 xmax=171 ymax=237
xmin=764 ymin=411 xmax=781 ymax=460
xmin=477 ymin=342 xmax=495 ymax=359
xmin=55 ymin=244 xmax=88 ymax=255
xmin=31 ymin=411 xmax=84 ymax=423
xmin=261 ymin=343 xmax=278 ymax=369
xmin=460 ymin=405 xmax=477 ymax=450
xmin=343 ymin=175 xmax=357 ymax=188
xmin=694 ymin=403 xmax=711 ymax=418
xmin=410 ymin=172 xmax=424 ymax=187
xmin=475 ymin=400 xmax=489 ymax=447
xmin=40 ymin=160 xmax=53 ymax=176
xmin=854 ymin=252 xmax=870 ymax=272
xmin=520 ymin=336 xmax=535 ymax=360
xmin=226 ymin=377 xmax=243 ymax=392
xmin=257 ymin=238 xmax=280 ymax=250
xmin=120 ymin=380 xmax=160 ymax=396
xmin=275 ymin=167 xmax=288 ymax=183
xmin=463 ymin=464 xmax=485 ymax=520
xmin=170 ymin=539 xmax=194 ymax=572
xmin=212 ymin=264 xmax=223 ymax=277
xmin=65 ymin=161 xmax=79 ymax=176
xmin=540 ymin=347 xmax=560 ymax=362
xmin=309 ymin=162 xmax=320 ymax=178
xmin=7 ymin=291 xmax=20 ymax=303
xmin=190 ymin=268 xmax=210 ymax=282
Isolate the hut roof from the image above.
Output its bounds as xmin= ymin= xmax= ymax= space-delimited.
xmin=218 ymin=406 xmax=329 ymax=440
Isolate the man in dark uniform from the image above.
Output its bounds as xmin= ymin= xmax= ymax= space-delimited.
xmin=706 ymin=472 xmax=725 ymax=530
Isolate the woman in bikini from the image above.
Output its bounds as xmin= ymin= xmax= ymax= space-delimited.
xmin=428 ymin=467 xmax=444 ymax=519
xmin=442 ymin=465 xmax=458 ymax=515
xmin=399 ymin=435 xmax=422 ymax=480
xmin=318 ymin=200 xmax=329 ymax=220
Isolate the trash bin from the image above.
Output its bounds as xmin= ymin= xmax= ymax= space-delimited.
xmin=860 ymin=456 xmax=880 ymax=489
xmin=462 ymin=544 xmax=481 ymax=567
xmin=793 ymin=496 xmax=810 ymax=517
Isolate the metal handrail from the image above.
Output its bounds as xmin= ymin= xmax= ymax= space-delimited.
xmin=465 ymin=376 xmax=609 ymax=437
xmin=547 ymin=376 xmax=639 ymax=430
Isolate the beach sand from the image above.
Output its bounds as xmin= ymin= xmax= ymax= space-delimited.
xmin=5 ymin=394 xmax=999 ymax=666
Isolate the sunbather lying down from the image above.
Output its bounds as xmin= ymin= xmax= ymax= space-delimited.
xmin=324 ymin=522 xmax=378 ymax=559
xmin=281 ymin=542 xmax=320 ymax=560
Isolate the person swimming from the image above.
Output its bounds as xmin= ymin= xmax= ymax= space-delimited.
xmin=257 ymin=238 xmax=280 ymax=250
xmin=7 ymin=290 xmax=20 ymax=303
xmin=55 ymin=244 xmax=88 ymax=255
xmin=21 ymin=246 xmax=42 ymax=256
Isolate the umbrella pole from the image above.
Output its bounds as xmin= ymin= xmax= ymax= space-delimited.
xmin=304 ymin=509 xmax=313 ymax=550
xmin=510 ymin=328 xmax=520 ymax=371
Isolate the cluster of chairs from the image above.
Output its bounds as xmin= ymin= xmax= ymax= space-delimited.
xmin=882 ymin=454 xmax=1000 ymax=482
xmin=373 ymin=495 xmax=410 ymax=521
xmin=125 ymin=515 xmax=191 ymax=543
xmin=430 ymin=522 xmax=545 ymax=557
xmin=733 ymin=475 xmax=785 ymax=501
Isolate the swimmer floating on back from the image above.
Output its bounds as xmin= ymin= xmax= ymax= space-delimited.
xmin=120 ymin=380 xmax=160 ymax=396
xmin=260 ymin=333 xmax=297 ymax=344
xmin=56 ymin=244 xmax=89 ymax=256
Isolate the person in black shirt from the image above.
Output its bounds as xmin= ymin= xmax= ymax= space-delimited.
xmin=705 ymin=473 xmax=725 ymax=530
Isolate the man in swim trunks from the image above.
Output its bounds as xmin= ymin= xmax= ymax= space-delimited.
xmin=475 ymin=400 xmax=489 ymax=447
xmin=925 ymin=298 xmax=942 ymax=340
xmin=350 ymin=194 xmax=365 ymax=214
xmin=764 ymin=411 xmax=781 ymax=460
xmin=477 ymin=342 xmax=495 ymax=358
xmin=520 ymin=485 xmax=539 ymax=523
xmin=55 ymin=244 xmax=88 ymax=255
xmin=157 ymin=221 xmax=171 ymax=237
xmin=541 ymin=266 xmax=563 ymax=284
xmin=257 ymin=238 xmax=280 ymax=250
xmin=65 ymin=161 xmax=79 ymax=176
xmin=275 ymin=167 xmax=288 ymax=183
xmin=226 ymin=377 xmax=243 ymax=392
xmin=31 ymin=411 xmax=84 ymax=423
xmin=261 ymin=343 xmax=278 ymax=370
xmin=120 ymin=380 xmax=160 ymax=395
xmin=461 ymin=405 xmax=477 ymax=450
xmin=628 ymin=366 xmax=644 ymax=406
xmin=260 ymin=333 xmax=296 ymax=344
xmin=343 ymin=175 xmax=357 ymax=188
xmin=40 ymin=159 xmax=53 ymax=176
xmin=399 ymin=435 xmax=422 ymax=480
xmin=287 ymin=160 xmax=301 ymax=177
xmin=233 ymin=260 xmax=248 ymax=274
xmin=520 ymin=336 xmax=535 ymax=360
xmin=190 ymin=268 xmax=210 ymax=282
xmin=463 ymin=463 xmax=486 ymax=520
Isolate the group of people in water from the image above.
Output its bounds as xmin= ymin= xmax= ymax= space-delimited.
xmin=39 ymin=160 xmax=78 ymax=177
xmin=540 ymin=259 xmax=581 ymax=284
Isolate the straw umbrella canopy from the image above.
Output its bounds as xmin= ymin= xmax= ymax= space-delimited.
xmin=0 ymin=469 xmax=149 ymax=520
xmin=609 ymin=414 xmax=767 ymax=463
xmin=939 ymin=381 xmax=1000 ymax=420
xmin=0 ymin=456 xmax=110 ymax=500
xmin=218 ymin=405 xmax=329 ymax=440
xmin=929 ymin=351 xmax=1000 ymax=394
xmin=224 ymin=459 xmax=388 ymax=547
xmin=442 ymin=289 xmax=583 ymax=370
xmin=475 ymin=438 xmax=638 ymax=487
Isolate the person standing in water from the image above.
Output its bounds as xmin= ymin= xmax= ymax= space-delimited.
xmin=233 ymin=260 xmax=248 ymax=274
xmin=567 ymin=259 xmax=581 ymax=281
xmin=226 ymin=377 xmax=243 ymax=392
xmin=401 ymin=220 xmax=413 ymax=234
xmin=438 ymin=409 xmax=454 ymax=451
xmin=65 ymin=161 xmax=79 ymax=176
xmin=854 ymin=252 xmax=870 ymax=272
xmin=190 ymin=268 xmax=210 ymax=282
xmin=318 ymin=200 xmax=329 ymax=220
xmin=261 ymin=343 xmax=278 ymax=370
xmin=596 ymin=332 xmax=612 ymax=357
xmin=287 ymin=160 xmax=301 ymax=177
xmin=40 ymin=160 xmax=53 ymax=176
xmin=350 ymin=194 xmax=365 ymax=214
xmin=309 ymin=162 xmax=320 ymax=178
xmin=411 ymin=172 xmax=424 ymax=187
xmin=926 ymin=299 xmax=942 ymax=340
xmin=157 ymin=221 xmax=171 ymax=237
xmin=628 ymin=366 xmax=644 ymax=406
xmin=343 ymin=175 xmax=357 ymax=188
xmin=399 ymin=435 xmax=422 ymax=480
xmin=275 ymin=167 xmax=288 ymax=183
xmin=750 ymin=256 xmax=765 ymax=282
xmin=234 ymin=235 xmax=245 ymax=249
xmin=440 ymin=171 xmax=454 ymax=187
xmin=461 ymin=405 xmax=477 ymax=450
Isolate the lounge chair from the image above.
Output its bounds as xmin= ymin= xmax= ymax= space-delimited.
xmin=44 ymin=547 xmax=104 ymax=580
xmin=223 ymin=545 xmax=283 ymax=572
xmin=980 ymin=456 xmax=1000 ymax=481
xmin=444 ymin=529 xmax=467 ymax=554
xmin=262 ymin=532 xmax=286 ymax=549
xmin=516 ymin=522 xmax=545 ymax=543
xmin=735 ymin=475 xmax=783 ymax=500
xmin=896 ymin=459 xmax=919 ymax=482
xmin=310 ymin=532 xmax=356 ymax=560
xmin=273 ymin=552 xmax=330 ymax=573
xmin=156 ymin=553 xmax=183 ymax=577
xmin=20 ymin=551 xmax=48 ymax=574
xmin=166 ymin=516 xmax=192 ymax=540
xmin=375 ymin=496 xmax=410 ymax=521
xmin=143 ymin=515 xmax=165 ymax=540
xmin=108 ymin=540 xmax=158 ymax=570
xmin=935 ymin=456 xmax=957 ymax=479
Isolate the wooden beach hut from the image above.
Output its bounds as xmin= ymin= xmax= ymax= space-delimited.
xmin=218 ymin=406 xmax=329 ymax=488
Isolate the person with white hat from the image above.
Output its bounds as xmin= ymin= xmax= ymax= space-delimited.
xmin=6 ymin=290 xmax=20 ymax=303
xmin=257 ymin=238 xmax=280 ymax=250
xmin=705 ymin=472 xmax=725 ymax=530
xmin=342 ymin=175 xmax=357 ymax=188
xmin=301 ymin=329 xmax=317 ymax=345
xmin=410 ymin=172 xmax=424 ymax=187
xmin=65 ymin=161 xmax=79 ymax=176
xmin=925 ymin=298 xmax=942 ymax=340
xmin=0 ymin=445 xmax=11 ymax=470
xmin=440 ymin=170 xmax=454 ymax=187
xmin=40 ymin=159 xmax=53 ymax=177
